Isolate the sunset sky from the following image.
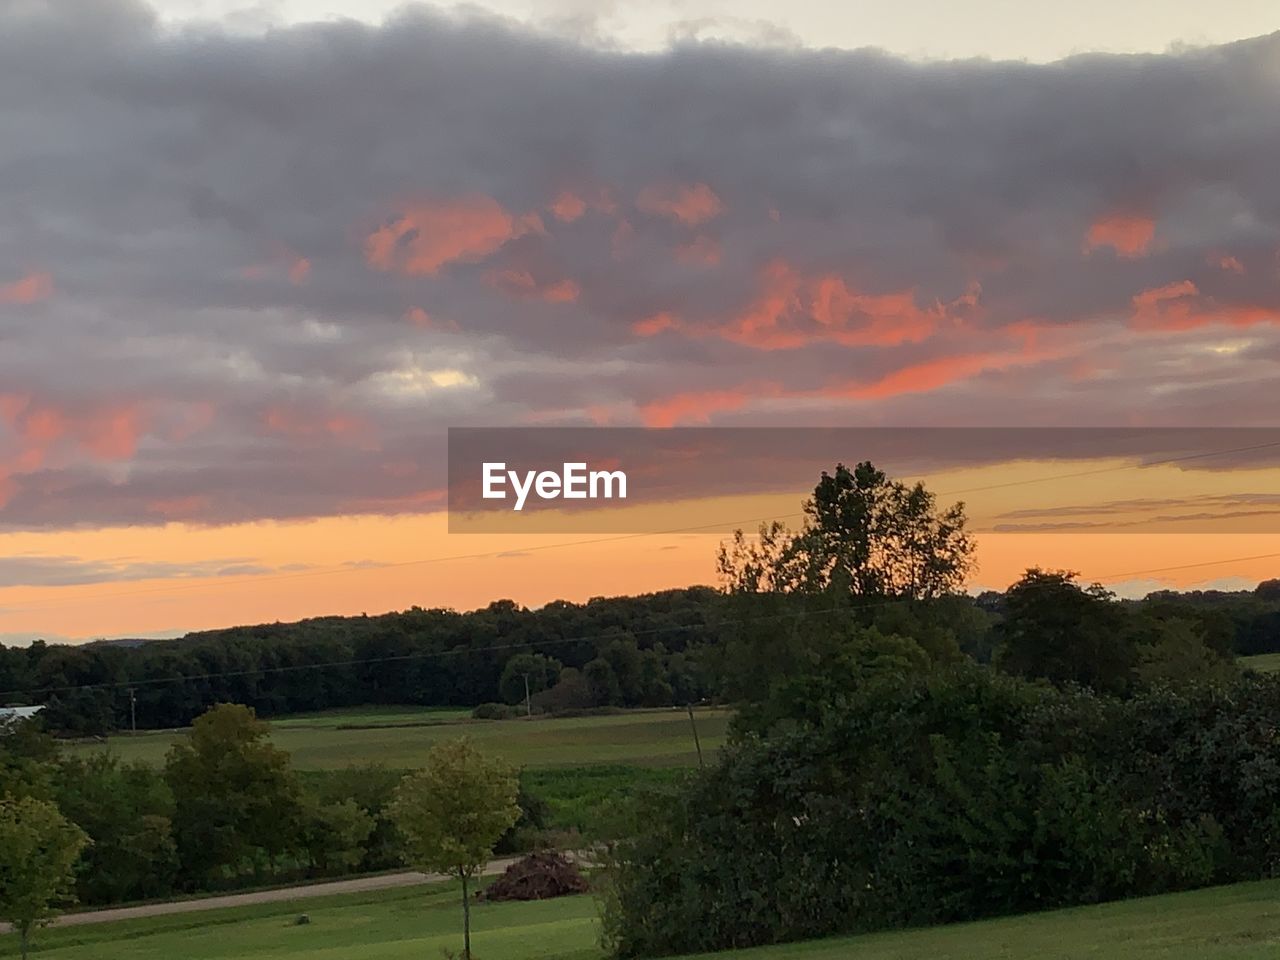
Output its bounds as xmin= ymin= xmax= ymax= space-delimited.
xmin=3 ymin=1 xmax=1280 ymax=644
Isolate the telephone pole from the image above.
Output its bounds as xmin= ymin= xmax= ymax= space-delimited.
xmin=523 ymin=673 xmax=532 ymax=718
xmin=128 ymin=687 xmax=137 ymax=735
xmin=686 ymin=701 xmax=704 ymax=768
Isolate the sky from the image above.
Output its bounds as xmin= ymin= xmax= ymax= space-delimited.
xmin=2 ymin=1 xmax=1280 ymax=642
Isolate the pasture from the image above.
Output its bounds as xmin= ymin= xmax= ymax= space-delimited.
xmin=8 ymin=874 xmax=1280 ymax=959
xmin=1241 ymin=653 xmax=1280 ymax=674
xmin=64 ymin=706 xmax=730 ymax=770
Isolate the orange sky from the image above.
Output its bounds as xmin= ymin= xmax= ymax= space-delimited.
xmin=5 ymin=455 xmax=1280 ymax=642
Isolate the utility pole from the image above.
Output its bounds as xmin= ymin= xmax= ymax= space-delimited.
xmin=523 ymin=673 xmax=532 ymax=718
xmin=686 ymin=701 xmax=704 ymax=768
xmin=128 ymin=687 xmax=137 ymax=735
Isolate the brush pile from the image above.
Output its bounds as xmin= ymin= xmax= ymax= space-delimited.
xmin=479 ymin=851 xmax=589 ymax=901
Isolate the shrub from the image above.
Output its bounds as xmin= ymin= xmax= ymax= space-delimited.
xmin=601 ymin=667 xmax=1280 ymax=957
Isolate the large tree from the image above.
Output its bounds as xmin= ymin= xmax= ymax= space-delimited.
xmin=0 ymin=794 xmax=89 ymax=959
xmin=993 ymin=568 xmax=1134 ymax=694
xmin=718 ymin=461 xmax=974 ymax=600
xmin=716 ymin=462 xmax=975 ymax=725
xmin=164 ymin=703 xmax=302 ymax=885
xmin=389 ymin=739 xmax=520 ymax=960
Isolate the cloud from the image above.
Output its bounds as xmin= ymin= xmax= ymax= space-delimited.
xmin=635 ymin=182 xmax=724 ymax=226
xmin=0 ymin=271 xmax=54 ymax=304
xmin=364 ymin=195 xmax=521 ymax=275
xmin=0 ymin=3 xmax=1278 ymax=529
xmin=1084 ymin=214 xmax=1156 ymax=258
xmin=0 ymin=554 xmax=286 ymax=589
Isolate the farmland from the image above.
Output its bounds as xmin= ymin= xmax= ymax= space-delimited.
xmin=64 ymin=706 xmax=730 ymax=771
xmin=1241 ymin=653 xmax=1280 ymax=674
xmin=9 ymin=874 xmax=1280 ymax=959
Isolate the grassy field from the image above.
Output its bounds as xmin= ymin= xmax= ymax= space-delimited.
xmin=64 ymin=707 xmax=730 ymax=771
xmin=1240 ymin=653 xmax=1280 ymax=674
xmin=9 ymin=875 xmax=1280 ymax=959
xmin=0 ymin=883 xmax=599 ymax=960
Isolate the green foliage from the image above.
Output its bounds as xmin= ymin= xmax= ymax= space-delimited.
xmin=0 ymin=793 xmax=89 ymax=959
xmin=297 ymin=797 xmax=374 ymax=875
xmin=994 ymin=569 xmax=1134 ymax=693
xmin=1134 ymin=619 xmax=1240 ymax=688
xmin=0 ymin=720 xmax=57 ymax=802
xmin=736 ymin=625 xmax=933 ymax=734
xmin=52 ymin=754 xmax=178 ymax=904
xmin=163 ymin=704 xmax=303 ymax=886
xmin=390 ymin=739 xmax=521 ymax=960
xmin=499 ymin=654 xmax=562 ymax=706
xmin=304 ymin=763 xmax=406 ymax=872
xmin=601 ymin=667 xmax=1280 ymax=958
xmin=390 ymin=739 xmax=520 ymax=880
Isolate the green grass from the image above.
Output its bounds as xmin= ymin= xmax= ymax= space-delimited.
xmin=10 ymin=875 xmax=1280 ymax=959
xmin=700 ymin=878 xmax=1280 ymax=959
xmin=64 ymin=708 xmax=730 ymax=771
xmin=267 ymin=705 xmax=473 ymax=728
xmin=1 ymin=882 xmax=599 ymax=960
xmin=1240 ymin=653 xmax=1280 ymax=674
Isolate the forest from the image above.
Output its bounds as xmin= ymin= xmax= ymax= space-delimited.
xmin=2 ymin=579 xmax=1279 ymax=736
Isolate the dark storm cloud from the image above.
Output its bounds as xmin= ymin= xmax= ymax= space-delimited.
xmin=1 ymin=0 xmax=1279 ymax=529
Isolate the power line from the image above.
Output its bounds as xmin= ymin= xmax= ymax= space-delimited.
xmin=3 ymin=437 xmax=1278 ymax=614
xmin=1097 ymin=552 xmax=1280 ymax=582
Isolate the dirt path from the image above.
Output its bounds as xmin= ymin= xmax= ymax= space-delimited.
xmin=13 ymin=858 xmax=522 ymax=931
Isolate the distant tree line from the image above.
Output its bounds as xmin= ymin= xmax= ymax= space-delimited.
xmin=4 ymin=578 xmax=1280 ymax=737
xmin=0 ymin=590 xmax=726 ymax=735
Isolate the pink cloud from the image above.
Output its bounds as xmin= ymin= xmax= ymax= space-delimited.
xmin=1084 ymin=213 xmax=1156 ymax=258
xmin=632 ymin=312 xmax=679 ymax=337
xmin=549 ymin=190 xmax=588 ymax=223
xmin=0 ymin=271 xmax=54 ymax=304
xmin=636 ymin=183 xmax=724 ymax=227
xmin=639 ymin=384 xmax=778 ymax=427
xmin=487 ymin=269 xmax=580 ymax=303
xmin=1130 ymin=280 xmax=1278 ymax=330
xmin=0 ymin=395 xmax=147 ymax=472
xmin=707 ymin=260 xmax=960 ymax=350
xmin=364 ymin=195 xmax=519 ymax=275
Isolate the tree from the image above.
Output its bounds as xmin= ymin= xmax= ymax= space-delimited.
xmin=715 ymin=463 xmax=974 ymax=723
xmin=1134 ymin=619 xmax=1240 ymax=688
xmin=498 ymin=653 xmax=561 ymax=708
xmin=52 ymin=753 xmax=177 ymax=904
xmin=584 ymin=657 xmax=621 ymax=707
xmin=0 ymin=794 xmax=89 ymax=959
xmin=163 ymin=703 xmax=303 ymax=885
xmin=718 ymin=461 xmax=974 ymax=600
xmin=298 ymin=796 xmax=374 ymax=876
xmin=994 ymin=569 xmax=1134 ymax=694
xmin=389 ymin=739 xmax=520 ymax=960
xmin=1255 ymin=578 xmax=1280 ymax=601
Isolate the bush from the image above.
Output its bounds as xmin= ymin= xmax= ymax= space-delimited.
xmin=601 ymin=667 xmax=1280 ymax=957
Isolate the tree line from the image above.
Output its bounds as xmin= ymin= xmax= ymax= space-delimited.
xmin=4 ymin=579 xmax=1280 ymax=737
